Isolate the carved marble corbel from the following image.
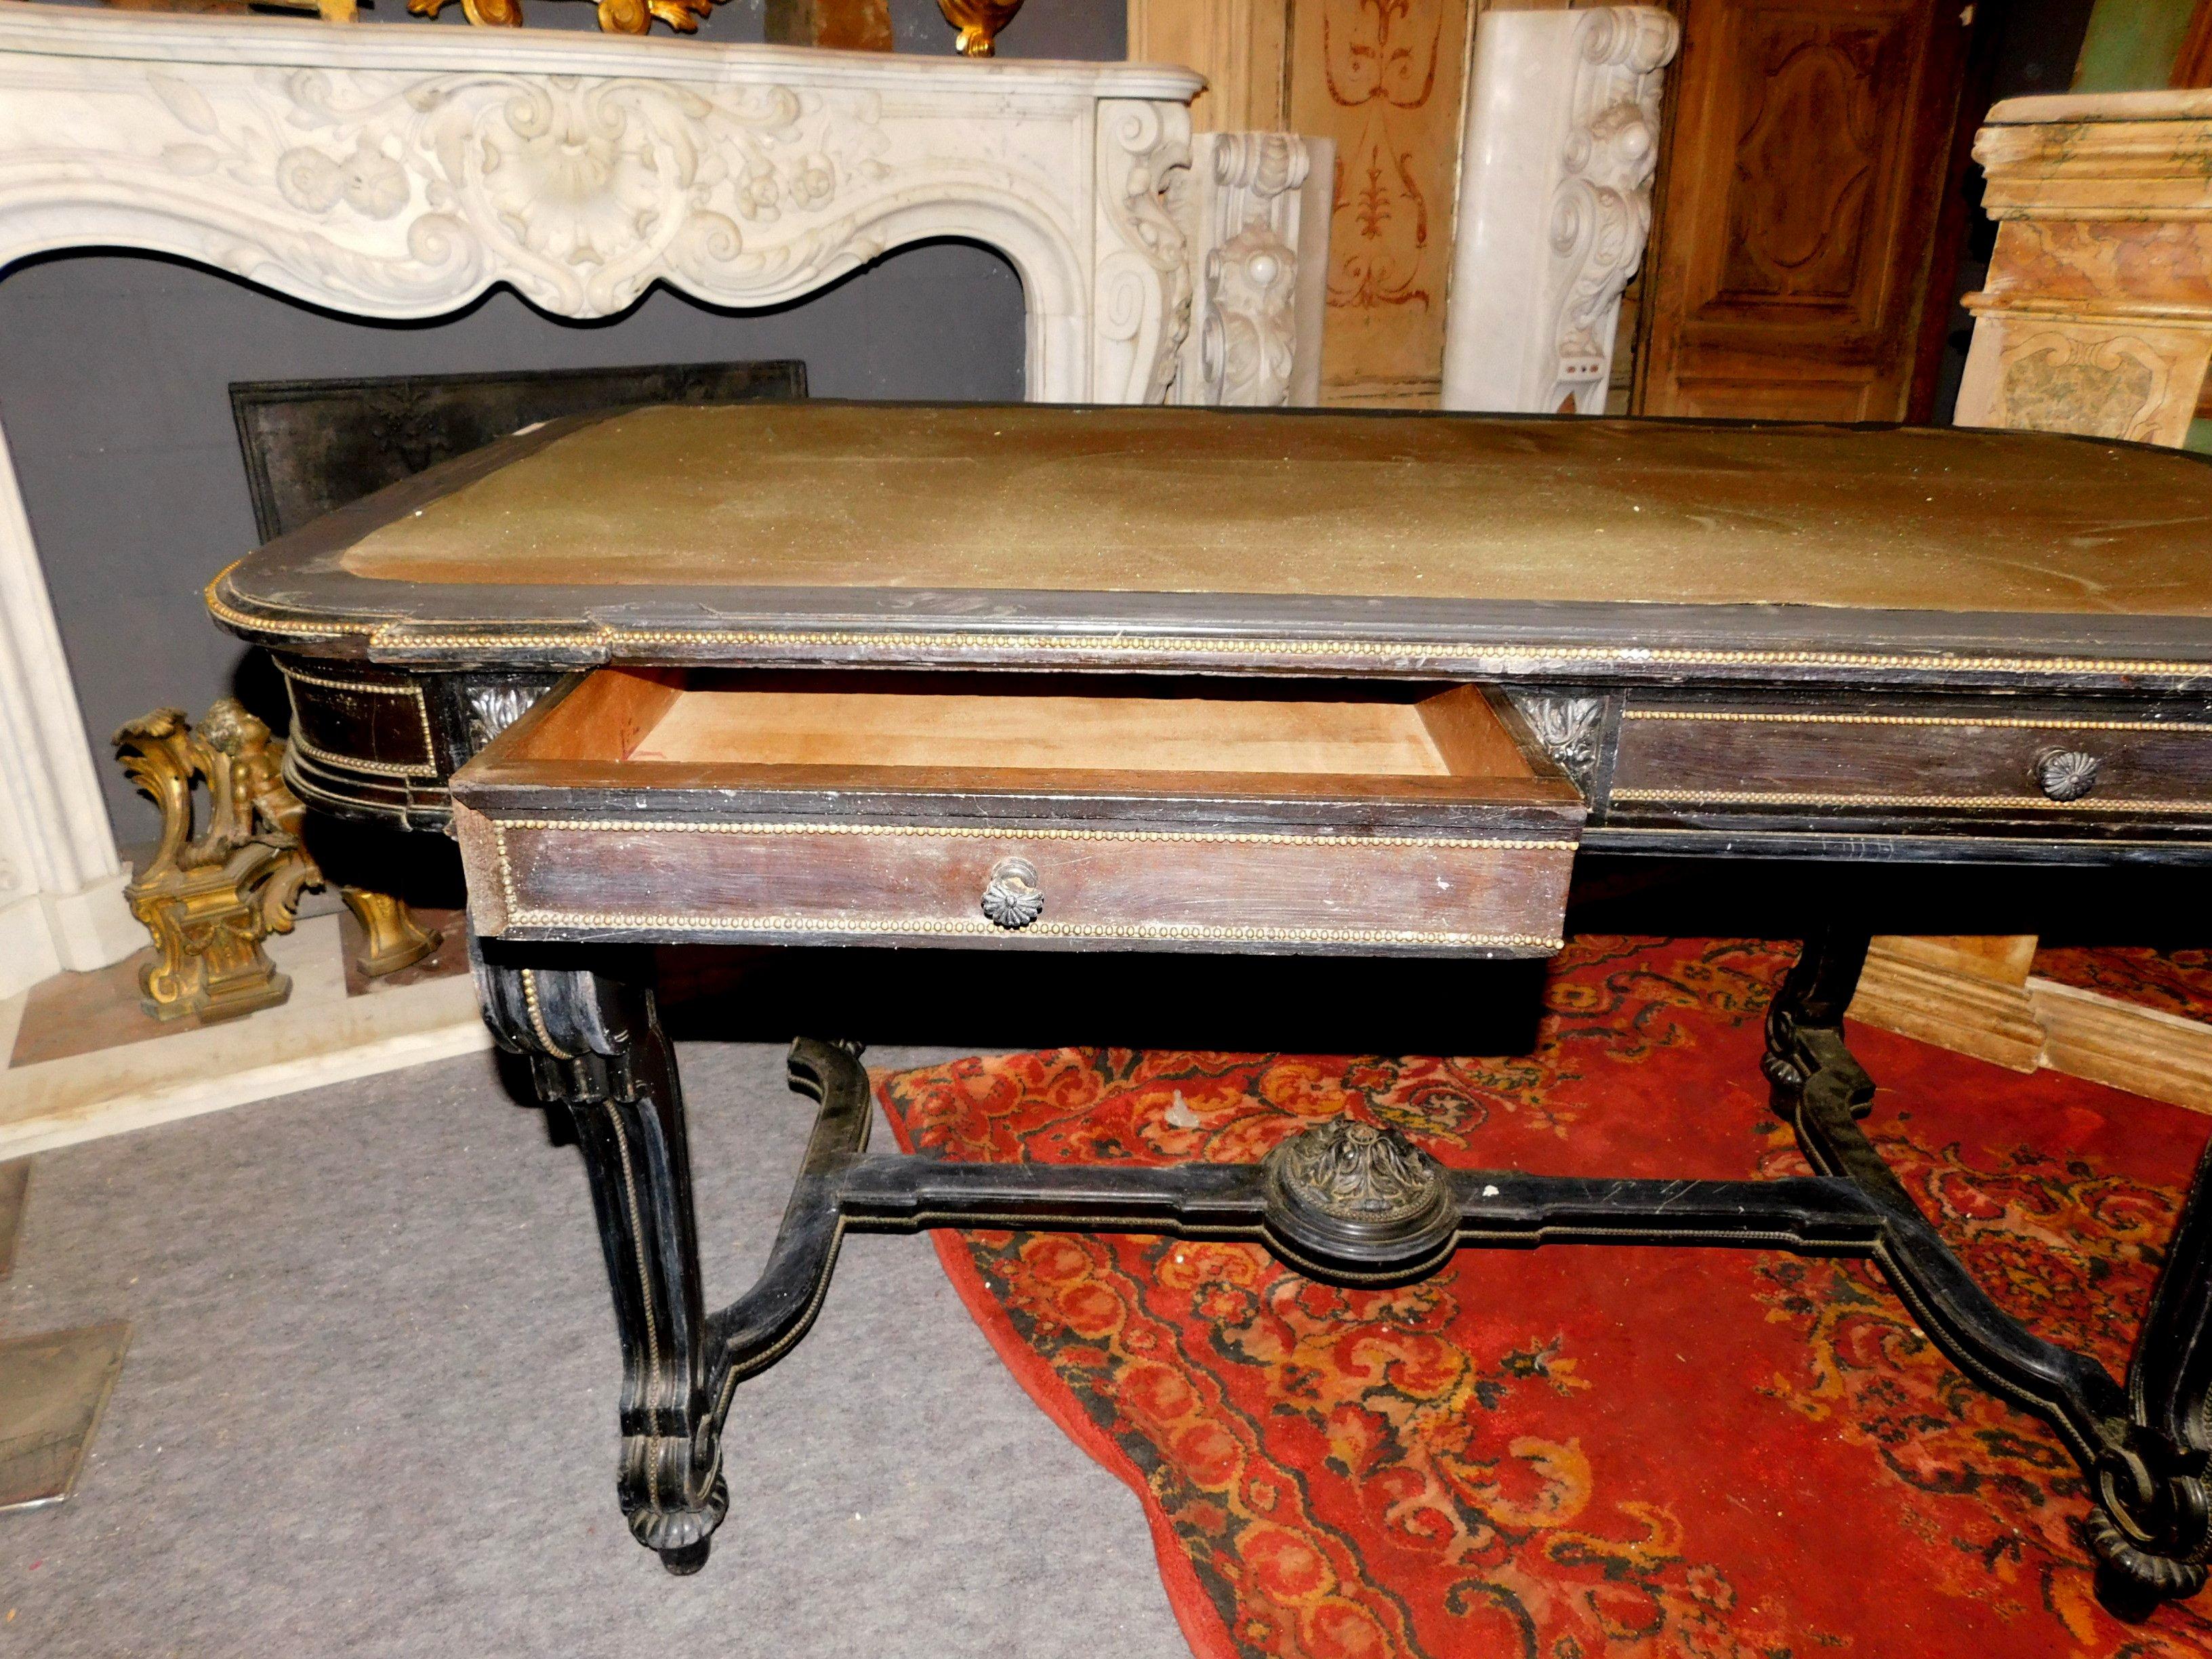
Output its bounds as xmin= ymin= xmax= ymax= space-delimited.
xmin=1439 ymin=6 xmax=1679 ymax=415
xmin=1093 ymin=100 xmax=1195 ymax=404
xmin=1176 ymin=131 xmax=1328 ymax=407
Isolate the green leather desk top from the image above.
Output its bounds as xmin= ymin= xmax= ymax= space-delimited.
xmin=211 ymin=402 xmax=2212 ymax=685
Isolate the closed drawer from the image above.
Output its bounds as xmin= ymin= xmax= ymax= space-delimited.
xmin=1607 ymin=703 xmax=2212 ymax=819
xmin=451 ymin=670 xmax=1584 ymax=956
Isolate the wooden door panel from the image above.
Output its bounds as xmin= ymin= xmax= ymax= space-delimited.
xmin=1641 ymin=0 xmax=1969 ymax=419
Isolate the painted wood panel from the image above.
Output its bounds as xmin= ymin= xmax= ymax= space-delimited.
xmin=1288 ymin=0 xmax=1477 ymax=405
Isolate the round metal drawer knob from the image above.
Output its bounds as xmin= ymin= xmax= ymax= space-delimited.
xmin=2034 ymin=748 xmax=2101 ymax=802
xmin=979 ymin=857 xmax=1044 ymax=930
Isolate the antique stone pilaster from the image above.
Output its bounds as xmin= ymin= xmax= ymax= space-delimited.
xmin=1439 ymin=6 xmax=1679 ymax=415
xmin=1958 ymin=90 xmax=2212 ymax=446
xmin=0 ymin=420 xmax=141 ymax=998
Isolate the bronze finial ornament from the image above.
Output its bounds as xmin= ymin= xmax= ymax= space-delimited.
xmin=1260 ymin=1117 xmax=1458 ymax=1281
xmin=937 ymin=0 xmax=1023 ymax=56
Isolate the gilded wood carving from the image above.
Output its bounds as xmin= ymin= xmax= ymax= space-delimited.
xmin=112 ymin=700 xmax=438 ymax=1023
xmin=937 ymin=0 xmax=1023 ymax=55
xmin=407 ymin=0 xmax=720 ymax=35
xmin=112 ymin=701 xmax=320 ymax=1023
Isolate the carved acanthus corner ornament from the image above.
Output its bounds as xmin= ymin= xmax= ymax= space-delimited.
xmin=1441 ymin=6 xmax=1679 ymax=415
xmin=462 ymin=678 xmax=558 ymax=757
xmin=1507 ymin=691 xmax=1607 ymax=792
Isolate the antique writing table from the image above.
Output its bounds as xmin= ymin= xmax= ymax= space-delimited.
xmin=211 ymin=402 xmax=2212 ymax=1595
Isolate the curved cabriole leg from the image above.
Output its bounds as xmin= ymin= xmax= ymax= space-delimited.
xmin=2094 ymin=1135 xmax=2212 ymax=1603
xmin=1765 ymin=926 xmax=2209 ymax=1604
xmin=475 ymin=949 xmax=727 ymax=1575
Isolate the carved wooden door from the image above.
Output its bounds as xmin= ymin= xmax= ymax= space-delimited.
xmin=1635 ymin=0 xmax=1973 ymax=419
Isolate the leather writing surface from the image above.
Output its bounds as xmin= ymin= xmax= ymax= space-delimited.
xmin=337 ymin=403 xmax=2212 ymax=618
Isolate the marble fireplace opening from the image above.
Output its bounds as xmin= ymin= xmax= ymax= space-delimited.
xmin=0 ymin=239 xmax=1027 ymax=855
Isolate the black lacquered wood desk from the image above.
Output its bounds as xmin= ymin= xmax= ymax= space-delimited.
xmin=211 ymin=402 xmax=2212 ymax=1597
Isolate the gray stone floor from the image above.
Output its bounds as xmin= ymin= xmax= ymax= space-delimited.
xmin=0 ymin=1044 xmax=1186 ymax=1658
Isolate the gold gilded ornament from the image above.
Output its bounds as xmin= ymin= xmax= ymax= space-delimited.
xmin=936 ymin=0 xmax=1023 ymax=56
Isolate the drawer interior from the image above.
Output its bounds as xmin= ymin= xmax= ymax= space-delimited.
xmin=488 ymin=668 xmax=1570 ymax=803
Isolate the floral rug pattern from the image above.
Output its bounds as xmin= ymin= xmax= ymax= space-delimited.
xmin=876 ymin=938 xmax=2212 ymax=1658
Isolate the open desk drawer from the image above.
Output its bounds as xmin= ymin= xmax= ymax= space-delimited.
xmin=451 ymin=670 xmax=1585 ymax=956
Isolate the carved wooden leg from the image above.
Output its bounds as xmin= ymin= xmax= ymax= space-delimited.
xmin=1761 ymin=924 xmax=1875 ymax=1112
xmin=2089 ymin=1135 xmax=2212 ymax=1601
xmin=474 ymin=951 xmax=727 ymax=1574
xmin=1768 ymin=925 xmax=2211 ymax=1601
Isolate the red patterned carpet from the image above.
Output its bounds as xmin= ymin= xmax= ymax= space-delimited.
xmin=874 ymin=938 xmax=2212 ymax=1659
xmin=2034 ymin=946 xmax=2212 ymax=1020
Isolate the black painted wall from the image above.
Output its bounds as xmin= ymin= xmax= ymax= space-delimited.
xmin=0 ymin=0 xmax=1120 ymax=838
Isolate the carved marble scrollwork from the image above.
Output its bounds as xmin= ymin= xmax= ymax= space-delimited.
xmin=1545 ymin=9 xmax=1677 ymax=412
xmin=1441 ymin=6 xmax=1679 ymax=414
xmin=1094 ymin=99 xmax=1195 ymax=405
xmin=194 ymin=67 xmax=898 ymax=321
xmin=0 ymin=6 xmax=1246 ymax=399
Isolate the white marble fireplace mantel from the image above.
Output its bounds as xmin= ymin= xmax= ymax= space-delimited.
xmin=0 ymin=3 xmax=1328 ymax=998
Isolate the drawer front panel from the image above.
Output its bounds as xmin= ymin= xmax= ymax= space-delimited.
xmin=457 ymin=812 xmax=1576 ymax=956
xmin=1608 ymin=707 xmax=2212 ymax=816
xmin=279 ymin=663 xmax=441 ymax=779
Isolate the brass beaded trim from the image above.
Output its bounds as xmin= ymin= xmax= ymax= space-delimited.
xmin=486 ymin=819 xmax=1567 ymax=951
xmin=286 ymin=728 xmax=441 ymax=781
xmin=382 ymin=626 xmax=2212 ymax=679
xmin=277 ymin=661 xmax=441 ymax=774
xmin=519 ymin=968 xmax=570 ymax=1060
xmin=201 ymin=575 xmax=2212 ymax=682
xmin=1609 ymin=787 xmax=2212 ymax=812
xmin=1623 ymin=710 xmax=2212 ymax=733
xmin=207 ymin=565 xmax=350 ymax=637
xmin=493 ymin=818 xmax=1577 ymax=851
xmin=497 ymin=907 xmax=1564 ymax=951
